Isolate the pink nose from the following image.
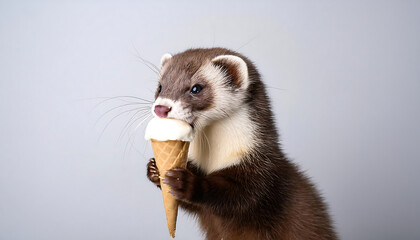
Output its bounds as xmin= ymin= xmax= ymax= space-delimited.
xmin=154 ymin=105 xmax=171 ymax=118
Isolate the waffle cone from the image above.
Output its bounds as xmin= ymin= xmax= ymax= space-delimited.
xmin=151 ymin=139 xmax=190 ymax=238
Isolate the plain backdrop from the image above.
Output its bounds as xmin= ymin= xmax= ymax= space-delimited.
xmin=1 ymin=1 xmax=419 ymax=239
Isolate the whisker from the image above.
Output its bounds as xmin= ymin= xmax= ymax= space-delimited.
xmin=118 ymin=109 xmax=146 ymax=139
xmin=201 ymin=128 xmax=211 ymax=152
xmin=97 ymin=107 xmax=145 ymax=142
xmin=131 ymin=43 xmax=161 ymax=76
xmin=134 ymin=59 xmax=159 ymax=76
xmin=235 ymin=34 xmax=259 ymax=51
xmin=266 ymin=85 xmax=287 ymax=91
xmin=123 ymin=113 xmax=152 ymax=161
xmin=95 ymin=102 xmax=151 ymax=127
xmin=90 ymin=95 xmax=153 ymax=114
xmin=194 ymin=112 xmax=213 ymax=122
xmin=118 ymin=109 xmax=151 ymax=142
xmin=194 ymin=120 xmax=211 ymax=154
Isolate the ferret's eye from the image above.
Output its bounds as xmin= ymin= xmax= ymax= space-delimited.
xmin=158 ymin=85 xmax=162 ymax=93
xmin=190 ymin=84 xmax=203 ymax=94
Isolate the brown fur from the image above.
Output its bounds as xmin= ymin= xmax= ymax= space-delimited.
xmin=147 ymin=48 xmax=337 ymax=239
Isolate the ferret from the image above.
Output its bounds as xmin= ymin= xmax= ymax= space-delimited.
xmin=146 ymin=48 xmax=337 ymax=240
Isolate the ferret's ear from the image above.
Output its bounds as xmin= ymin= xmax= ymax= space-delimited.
xmin=211 ymin=55 xmax=249 ymax=90
xmin=160 ymin=53 xmax=172 ymax=67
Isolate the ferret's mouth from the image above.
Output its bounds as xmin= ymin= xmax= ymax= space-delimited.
xmin=187 ymin=117 xmax=196 ymax=129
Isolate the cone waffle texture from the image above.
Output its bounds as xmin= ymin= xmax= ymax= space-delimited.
xmin=151 ymin=139 xmax=190 ymax=238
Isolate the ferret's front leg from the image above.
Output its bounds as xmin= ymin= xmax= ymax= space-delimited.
xmin=163 ymin=167 xmax=203 ymax=204
xmin=164 ymin=165 xmax=261 ymax=219
xmin=147 ymin=158 xmax=161 ymax=188
xmin=148 ymin=161 xmax=201 ymax=212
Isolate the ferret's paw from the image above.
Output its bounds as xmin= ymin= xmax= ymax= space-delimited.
xmin=147 ymin=158 xmax=161 ymax=188
xmin=164 ymin=167 xmax=198 ymax=203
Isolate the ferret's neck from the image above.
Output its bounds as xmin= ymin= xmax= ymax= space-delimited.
xmin=189 ymin=107 xmax=258 ymax=174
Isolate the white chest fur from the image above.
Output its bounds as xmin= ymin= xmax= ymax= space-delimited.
xmin=188 ymin=107 xmax=258 ymax=174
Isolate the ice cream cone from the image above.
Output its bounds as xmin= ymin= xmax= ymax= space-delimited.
xmin=151 ymin=139 xmax=190 ymax=238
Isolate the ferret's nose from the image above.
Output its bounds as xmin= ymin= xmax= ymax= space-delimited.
xmin=154 ymin=105 xmax=171 ymax=118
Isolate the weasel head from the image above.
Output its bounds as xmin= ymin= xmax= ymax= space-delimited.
xmin=152 ymin=48 xmax=252 ymax=132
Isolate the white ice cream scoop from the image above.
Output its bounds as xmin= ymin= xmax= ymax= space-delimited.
xmin=145 ymin=117 xmax=194 ymax=142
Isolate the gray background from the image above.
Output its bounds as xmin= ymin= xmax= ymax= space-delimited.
xmin=1 ymin=1 xmax=419 ymax=239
